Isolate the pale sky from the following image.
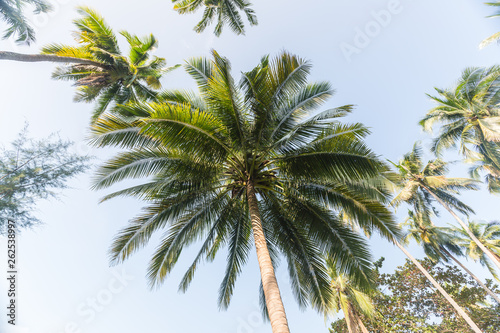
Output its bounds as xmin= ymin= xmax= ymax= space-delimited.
xmin=1 ymin=1 xmax=499 ymax=332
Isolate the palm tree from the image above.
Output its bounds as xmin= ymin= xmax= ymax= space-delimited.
xmin=403 ymin=211 xmax=500 ymax=304
xmin=388 ymin=144 xmax=486 ymax=332
xmin=420 ymin=66 xmax=500 ymax=193
xmin=327 ymin=266 xmax=375 ymax=333
xmin=89 ymin=50 xmax=400 ymax=333
xmin=0 ymin=0 xmax=52 ymax=44
xmin=391 ymin=142 xmax=500 ymax=271
xmin=0 ymin=7 xmax=178 ymax=122
xmin=450 ymin=221 xmax=500 ymax=282
xmin=171 ymin=0 xmax=257 ymax=36
xmin=481 ymin=1 xmax=500 ymax=48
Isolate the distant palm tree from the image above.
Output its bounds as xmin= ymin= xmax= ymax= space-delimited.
xmin=481 ymin=1 xmax=500 ymax=48
xmin=391 ymin=143 xmax=500 ymax=272
xmin=388 ymin=144 xmax=486 ymax=332
xmin=403 ymin=210 xmax=462 ymax=263
xmin=420 ymin=66 xmax=500 ymax=193
xmin=0 ymin=7 xmax=178 ymax=122
xmin=327 ymin=266 xmax=375 ymax=333
xmin=172 ymin=0 xmax=257 ymax=36
xmin=0 ymin=0 xmax=52 ymax=44
xmin=90 ymin=50 xmax=400 ymax=333
xmin=450 ymin=221 xmax=500 ymax=282
xmin=403 ymin=211 xmax=500 ymax=304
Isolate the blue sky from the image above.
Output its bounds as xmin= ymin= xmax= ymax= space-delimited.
xmin=0 ymin=0 xmax=499 ymax=332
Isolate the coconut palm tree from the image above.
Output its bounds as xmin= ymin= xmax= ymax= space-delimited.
xmin=0 ymin=7 xmax=178 ymax=122
xmin=0 ymin=0 xmax=52 ymax=44
xmin=481 ymin=1 xmax=500 ymax=48
xmin=390 ymin=142 xmax=500 ymax=272
xmin=403 ymin=210 xmax=462 ymax=263
xmin=89 ymin=50 xmax=400 ymax=333
xmin=450 ymin=221 xmax=500 ymax=282
xmin=420 ymin=66 xmax=500 ymax=193
xmin=327 ymin=266 xmax=375 ymax=333
xmin=171 ymin=0 xmax=257 ymax=36
xmin=388 ymin=144 xmax=488 ymax=332
xmin=403 ymin=211 xmax=500 ymax=304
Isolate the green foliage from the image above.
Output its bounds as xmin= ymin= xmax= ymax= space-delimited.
xmin=481 ymin=2 xmax=500 ymax=48
xmin=330 ymin=259 xmax=500 ymax=332
xmin=402 ymin=210 xmax=463 ymax=264
xmin=421 ymin=67 xmax=500 ymax=193
xmin=41 ymin=7 xmax=179 ymax=123
xmin=390 ymin=142 xmax=479 ymax=217
xmin=0 ymin=125 xmax=91 ymax=233
xmin=326 ymin=265 xmax=375 ymax=332
xmin=172 ymin=0 xmax=257 ymax=36
xmin=0 ymin=0 xmax=52 ymax=44
xmin=91 ymin=50 xmax=400 ymax=314
xmin=449 ymin=220 xmax=500 ymax=281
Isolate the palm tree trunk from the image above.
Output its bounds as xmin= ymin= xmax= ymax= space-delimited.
xmin=421 ymin=184 xmax=500 ymax=271
xmin=394 ymin=241 xmax=482 ymax=333
xmin=352 ymin=308 xmax=369 ymax=333
xmin=356 ymin=317 xmax=369 ymax=333
xmin=0 ymin=51 xmax=105 ymax=68
xmin=246 ymin=180 xmax=290 ymax=333
xmin=441 ymin=247 xmax=500 ymax=304
xmin=342 ymin=303 xmax=356 ymax=333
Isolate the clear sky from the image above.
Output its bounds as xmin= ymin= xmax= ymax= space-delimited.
xmin=0 ymin=0 xmax=499 ymax=332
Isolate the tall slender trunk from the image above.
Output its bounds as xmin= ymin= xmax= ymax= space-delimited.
xmin=356 ymin=317 xmax=369 ymax=333
xmin=0 ymin=51 xmax=105 ymax=68
xmin=246 ymin=180 xmax=290 ymax=333
xmin=441 ymin=247 xmax=500 ymax=304
xmin=341 ymin=302 xmax=356 ymax=333
xmin=395 ymin=241 xmax=483 ymax=333
xmin=421 ymin=184 xmax=500 ymax=271
xmin=352 ymin=307 xmax=369 ymax=333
